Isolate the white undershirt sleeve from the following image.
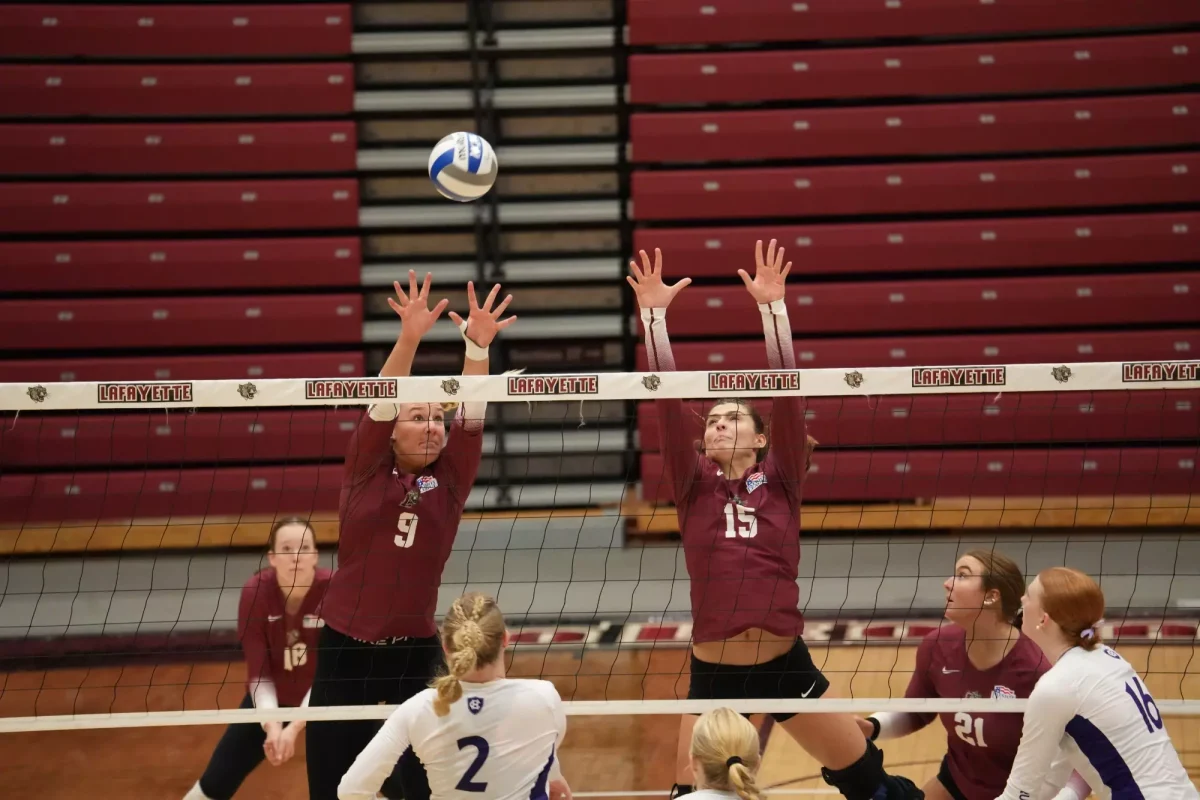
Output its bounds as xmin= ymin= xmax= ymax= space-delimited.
xmin=996 ymin=675 xmax=1078 ymax=800
xmin=251 ymin=678 xmax=279 ymax=711
xmin=871 ymin=711 xmax=932 ymax=740
xmin=338 ymin=700 xmax=418 ymax=800
xmin=550 ymin=688 xmax=567 ymax=781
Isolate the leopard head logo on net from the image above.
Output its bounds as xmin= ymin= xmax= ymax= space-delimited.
xmin=97 ymin=382 xmax=194 ymax=404
xmin=237 ymin=382 xmax=258 ymax=400
xmin=506 ymin=375 xmax=600 ymax=396
xmin=707 ymin=371 xmax=800 ymax=393
xmin=26 ymin=385 xmax=48 ymax=403
xmin=910 ymin=366 xmax=1006 ymax=388
xmin=304 ymin=378 xmax=398 ymax=400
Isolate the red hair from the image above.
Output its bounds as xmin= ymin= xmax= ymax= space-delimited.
xmin=1037 ymin=567 xmax=1106 ymax=651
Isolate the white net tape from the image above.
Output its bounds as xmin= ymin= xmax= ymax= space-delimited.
xmin=2 ymin=697 xmax=1197 ymax=733
xmin=4 ymin=360 xmax=1197 ymax=411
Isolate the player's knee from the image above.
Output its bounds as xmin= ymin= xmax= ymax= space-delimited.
xmin=819 ymin=740 xmax=923 ymax=800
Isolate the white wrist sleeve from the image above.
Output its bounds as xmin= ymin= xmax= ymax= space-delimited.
xmin=459 ymin=320 xmax=489 ymax=361
xmin=758 ymin=299 xmax=787 ymax=316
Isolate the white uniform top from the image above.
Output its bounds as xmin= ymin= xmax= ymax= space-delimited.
xmin=338 ymin=678 xmax=566 ymax=800
xmin=997 ymin=645 xmax=1197 ymax=800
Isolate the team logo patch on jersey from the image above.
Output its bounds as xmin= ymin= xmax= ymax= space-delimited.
xmin=467 ymin=697 xmax=484 ymax=715
xmin=417 ymin=476 xmax=439 ymax=493
xmin=992 ymin=685 xmax=1016 ymax=700
xmin=744 ymin=472 xmax=767 ymax=494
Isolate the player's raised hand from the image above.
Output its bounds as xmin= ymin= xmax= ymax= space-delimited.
xmin=449 ymin=281 xmax=516 ymax=348
xmin=626 ymin=247 xmax=691 ymax=310
xmin=738 ymin=239 xmax=792 ymax=305
xmin=390 ymin=270 xmax=450 ymax=341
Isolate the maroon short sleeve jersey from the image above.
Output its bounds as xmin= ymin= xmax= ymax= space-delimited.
xmin=907 ymin=626 xmax=1050 ymax=800
xmin=320 ymin=407 xmax=483 ymax=641
xmin=239 ymin=567 xmax=331 ymax=708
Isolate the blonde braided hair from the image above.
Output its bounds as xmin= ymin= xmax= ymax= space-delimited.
xmin=432 ymin=592 xmax=506 ymax=716
xmin=691 ymin=708 xmax=763 ymax=800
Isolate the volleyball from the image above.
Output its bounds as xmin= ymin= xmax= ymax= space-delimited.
xmin=427 ymin=131 xmax=498 ymax=202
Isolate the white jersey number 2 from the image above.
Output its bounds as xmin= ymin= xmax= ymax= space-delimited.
xmin=723 ymin=503 xmax=758 ymax=539
xmin=395 ymin=512 xmax=418 ymax=548
xmin=953 ymin=712 xmax=987 ymax=747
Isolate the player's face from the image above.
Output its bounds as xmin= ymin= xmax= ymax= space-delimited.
xmin=268 ymin=524 xmax=319 ymax=588
xmin=703 ymin=402 xmax=766 ymax=467
xmin=943 ymin=555 xmax=990 ymax=624
xmin=1019 ymin=578 xmax=1046 ymax=638
xmin=392 ymin=403 xmax=447 ymax=472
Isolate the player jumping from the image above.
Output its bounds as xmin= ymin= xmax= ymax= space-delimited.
xmin=307 ymin=272 xmax=515 ymax=800
xmin=630 ymin=241 xmax=923 ymax=800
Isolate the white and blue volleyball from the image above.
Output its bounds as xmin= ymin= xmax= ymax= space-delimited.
xmin=428 ymin=132 xmax=498 ymax=202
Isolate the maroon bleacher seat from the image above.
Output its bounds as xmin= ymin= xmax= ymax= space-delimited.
xmin=660 ymin=272 xmax=1199 ymax=336
xmin=640 ymin=446 xmax=1200 ymax=503
xmin=629 ymin=33 xmax=1199 ymax=105
xmin=634 ymin=213 xmax=1199 ymax=278
xmin=0 ymin=64 xmax=354 ymax=118
xmin=631 ymin=94 xmax=1199 ymax=163
xmin=0 ymin=180 xmax=359 ymax=233
xmin=1 ymin=410 xmax=360 ymax=469
xmin=0 ymin=465 xmax=342 ymax=524
xmin=0 ymin=238 xmax=361 ymax=293
xmin=635 ymin=329 xmax=1200 ymax=372
xmin=0 ymin=122 xmax=357 ymax=177
xmin=0 ymin=352 xmax=365 ymax=382
xmin=638 ymin=391 xmax=1200 ymax=451
xmin=0 ymin=5 xmax=353 ymax=58
xmin=627 ymin=0 xmax=1200 ymax=46
xmin=0 ymin=295 xmax=363 ymax=350
xmin=632 ymin=153 xmax=1200 ymax=221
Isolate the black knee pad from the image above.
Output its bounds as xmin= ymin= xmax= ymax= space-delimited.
xmin=820 ymin=738 xmax=886 ymax=800
xmin=820 ymin=740 xmax=926 ymax=800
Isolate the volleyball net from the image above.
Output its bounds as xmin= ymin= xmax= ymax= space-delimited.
xmin=0 ymin=360 xmax=1198 ymax=742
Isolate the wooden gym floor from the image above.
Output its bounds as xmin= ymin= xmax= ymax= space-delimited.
xmin=0 ymin=643 xmax=1196 ymax=799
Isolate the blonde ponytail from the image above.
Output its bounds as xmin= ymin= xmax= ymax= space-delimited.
xmin=727 ymin=760 xmax=763 ymax=800
xmin=432 ymin=593 xmax=505 ymax=716
xmin=690 ymin=708 xmax=763 ymax=800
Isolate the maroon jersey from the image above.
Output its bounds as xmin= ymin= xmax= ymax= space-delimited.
xmin=644 ymin=304 xmax=809 ymax=643
xmin=907 ymin=626 xmax=1050 ymax=800
xmin=321 ymin=406 xmax=483 ymax=641
xmin=239 ymin=567 xmax=332 ymax=708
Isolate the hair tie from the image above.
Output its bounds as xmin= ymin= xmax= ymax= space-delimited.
xmin=725 ymin=756 xmax=743 ymax=769
xmin=1080 ymin=619 xmax=1105 ymax=640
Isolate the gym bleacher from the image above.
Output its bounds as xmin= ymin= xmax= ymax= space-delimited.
xmin=1 ymin=0 xmax=1198 ymax=568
